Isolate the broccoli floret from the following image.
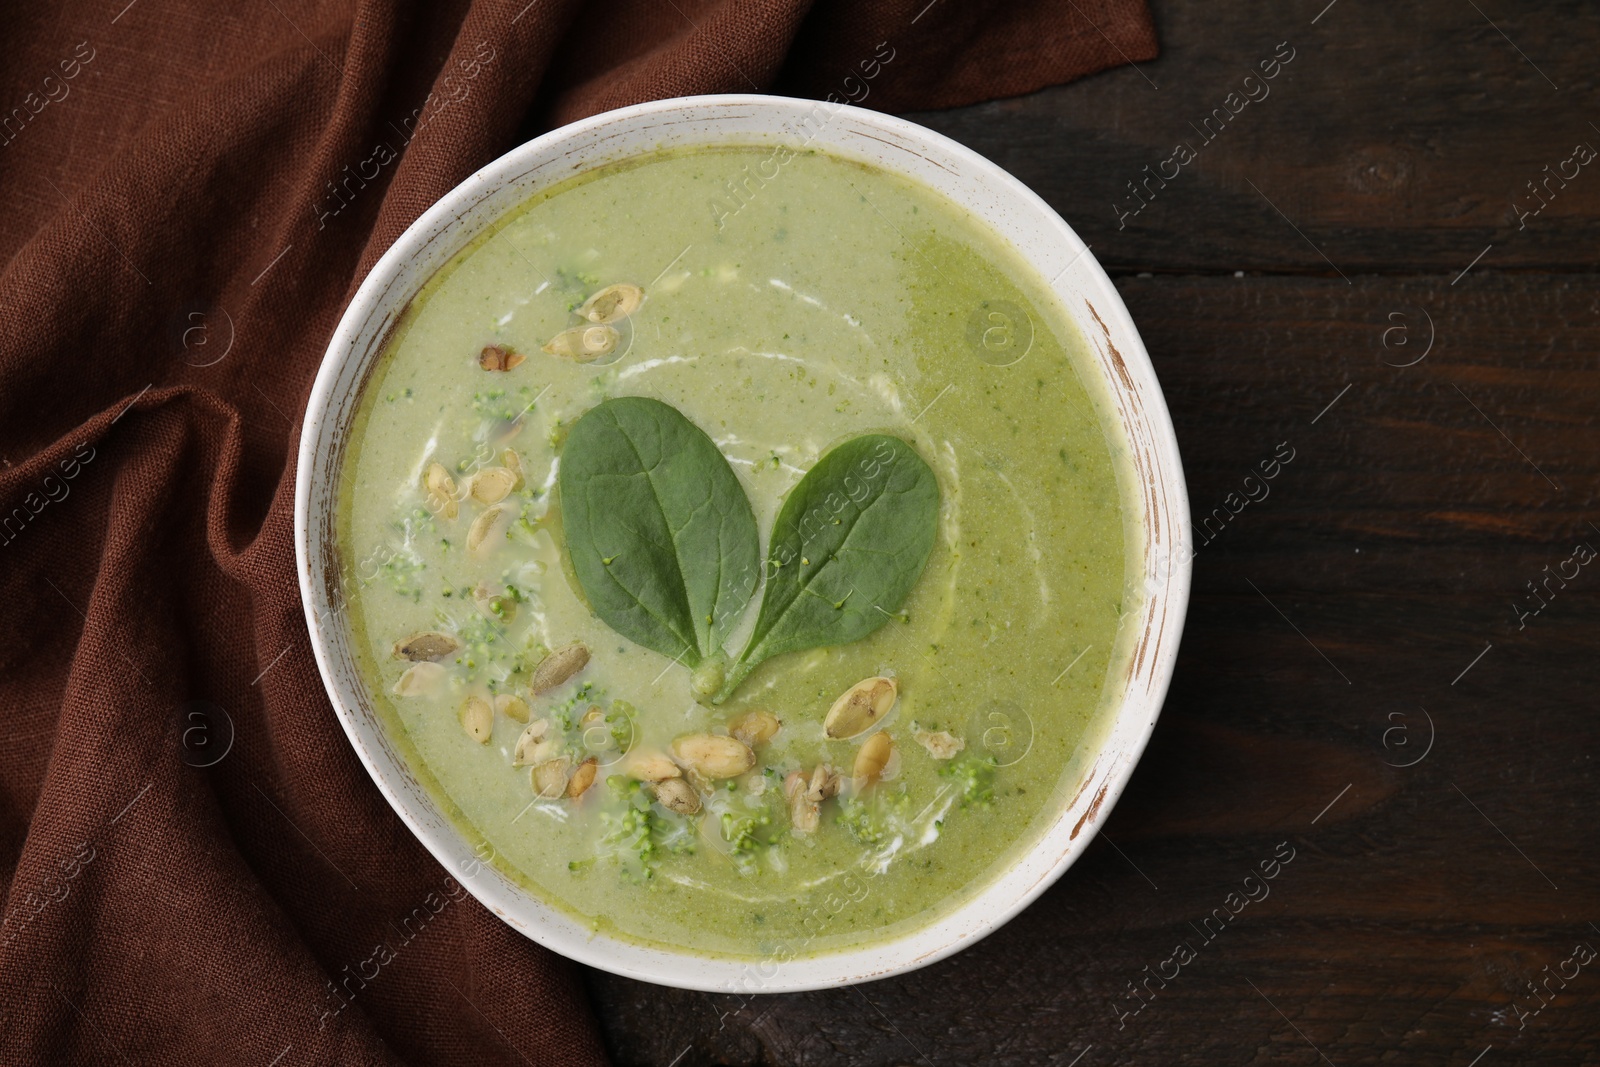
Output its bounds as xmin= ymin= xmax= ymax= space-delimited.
xmin=835 ymin=797 xmax=890 ymax=847
xmin=941 ymin=754 xmax=998 ymax=808
xmin=549 ymin=682 xmax=599 ymax=731
xmin=835 ymin=787 xmax=912 ymax=847
xmin=720 ymin=808 xmax=775 ymax=873
xmin=608 ymin=700 xmax=636 ymax=750
xmin=598 ymin=777 xmax=695 ymax=883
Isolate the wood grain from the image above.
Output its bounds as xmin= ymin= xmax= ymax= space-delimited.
xmin=595 ymin=0 xmax=1600 ymax=1060
xmin=590 ymin=273 xmax=1600 ymax=1065
xmin=911 ymin=0 xmax=1600 ymax=275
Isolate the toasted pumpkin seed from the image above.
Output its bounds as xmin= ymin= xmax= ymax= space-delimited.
xmin=532 ymin=758 xmax=571 ymax=798
xmin=459 ymin=696 xmax=493 ymax=744
xmin=654 ymin=777 xmax=701 ymax=816
xmin=578 ymin=283 xmax=644 ymax=324
xmin=392 ymin=661 xmax=446 ymax=697
xmin=807 ymin=763 xmax=841 ymax=801
xmin=853 ymin=732 xmax=894 ymax=791
xmin=424 ymin=462 xmax=459 ymax=520
xmin=494 ymin=693 xmax=530 ymax=723
xmin=727 ymin=709 xmax=780 ymax=747
xmin=531 ymin=642 xmax=589 ymax=694
xmin=671 ymin=734 xmax=756 ymax=780
xmin=623 ymin=751 xmax=680 ymax=782
xmin=468 ymin=466 xmax=518 ymax=505
xmin=784 ymin=770 xmax=818 ymax=834
xmin=788 ymin=797 xmax=818 ymax=833
xmin=542 ymin=324 xmax=619 ymax=361
xmin=479 ymin=344 xmax=526 ymax=372
xmin=493 ymin=417 xmax=525 ymax=446
xmin=567 ymin=757 xmax=598 ymax=798
xmin=501 ymin=449 xmax=524 ymax=488
xmin=392 ymin=631 xmax=461 ymax=661
xmin=466 ymin=503 xmax=512 ymax=557
xmin=784 ymin=762 xmax=840 ymax=834
xmin=824 ymin=676 xmax=898 ymax=739
xmin=512 ymin=719 xmax=551 ymax=766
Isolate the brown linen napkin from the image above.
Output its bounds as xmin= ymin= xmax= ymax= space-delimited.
xmin=0 ymin=1 xmax=1156 ymax=1062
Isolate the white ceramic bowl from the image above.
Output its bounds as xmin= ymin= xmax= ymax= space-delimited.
xmin=295 ymin=94 xmax=1190 ymax=993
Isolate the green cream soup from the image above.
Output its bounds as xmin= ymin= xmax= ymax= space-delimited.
xmin=339 ymin=145 xmax=1138 ymax=960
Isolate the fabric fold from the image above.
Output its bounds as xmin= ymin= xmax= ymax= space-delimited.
xmin=0 ymin=1 xmax=1155 ymax=1062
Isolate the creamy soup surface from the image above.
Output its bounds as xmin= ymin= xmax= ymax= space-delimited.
xmin=339 ymin=144 xmax=1140 ymax=960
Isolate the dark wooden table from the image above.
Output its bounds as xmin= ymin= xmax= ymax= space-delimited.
xmin=587 ymin=2 xmax=1600 ymax=1063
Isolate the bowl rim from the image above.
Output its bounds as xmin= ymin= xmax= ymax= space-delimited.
xmin=295 ymin=92 xmax=1190 ymax=993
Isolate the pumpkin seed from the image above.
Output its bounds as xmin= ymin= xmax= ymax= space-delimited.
xmin=784 ymin=763 xmax=839 ymax=835
xmin=786 ymin=788 xmax=817 ymax=832
xmin=578 ymin=283 xmax=644 ymax=324
xmin=392 ymin=631 xmax=461 ymax=661
xmin=824 ymin=676 xmax=898 ymax=739
xmin=532 ymin=758 xmax=571 ymax=798
xmin=512 ymin=719 xmax=550 ymax=766
xmin=787 ymin=795 xmax=818 ymax=833
xmin=494 ymin=693 xmax=530 ymax=723
xmin=567 ymin=757 xmax=598 ymax=798
xmin=727 ymin=709 xmax=780 ymax=747
xmin=479 ymin=344 xmax=526 ymax=372
xmin=671 ymin=734 xmax=756 ymax=780
xmin=459 ymin=695 xmax=493 ymax=744
xmin=786 ymin=771 xmax=814 ymax=831
xmin=853 ymin=732 xmax=894 ymax=791
xmin=501 ymin=449 xmax=524 ymax=487
xmin=807 ymin=762 xmax=841 ymax=801
xmin=654 ymin=777 xmax=701 ymax=816
xmin=392 ymin=661 xmax=446 ymax=697
xmin=495 ymin=418 xmax=525 ymax=445
xmin=623 ymin=751 xmax=680 ymax=781
xmin=531 ymin=642 xmax=589 ymax=694
xmin=424 ymin=462 xmax=459 ymax=520
xmin=542 ymin=324 xmax=619 ymax=361
xmin=466 ymin=503 xmax=512 ymax=557
xmin=468 ymin=466 xmax=518 ymax=505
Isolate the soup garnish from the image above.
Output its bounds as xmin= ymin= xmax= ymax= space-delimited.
xmin=338 ymin=144 xmax=1134 ymax=959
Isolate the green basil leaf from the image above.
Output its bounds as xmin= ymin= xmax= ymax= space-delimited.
xmin=559 ymin=397 xmax=760 ymax=667
xmin=717 ymin=434 xmax=940 ymax=700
